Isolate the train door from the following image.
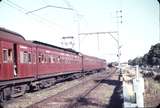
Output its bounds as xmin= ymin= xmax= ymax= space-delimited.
xmin=1 ymin=41 xmax=14 ymax=80
xmin=32 ymin=47 xmax=37 ymax=77
xmin=13 ymin=44 xmax=18 ymax=77
xmin=18 ymin=45 xmax=34 ymax=78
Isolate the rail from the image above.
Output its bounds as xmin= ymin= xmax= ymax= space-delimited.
xmin=27 ymin=70 xmax=115 ymax=108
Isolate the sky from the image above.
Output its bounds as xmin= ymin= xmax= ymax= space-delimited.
xmin=0 ymin=0 xmax=159 ymax=62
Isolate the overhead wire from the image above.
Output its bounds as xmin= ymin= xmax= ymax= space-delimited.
xmin=26 ymin=5 xmax=73 ymax=14
xmin=62 ymin=0 xmax=82 ymax=19
xmin=62 ymin=0 xmax=73 ymax=9
xmin=62 ymin=0 xmax=88 ymax=26
xmin=3 ymin=0 xmax=25 ymax=13
xmin=3 ymin=0 xmax=65 ymax=31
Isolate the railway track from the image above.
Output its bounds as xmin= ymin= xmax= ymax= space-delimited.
xmin=2 ymin=68 xmax=118 ymax=108
xmin=67 ymin=73 xmax=114 ymax=108
xmin=27 ymin=68 xmax=116 ymax=108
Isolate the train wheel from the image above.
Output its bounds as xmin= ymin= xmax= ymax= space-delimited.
xmin=10 ymin=85 xmax=27 ymax=98
xmin=0 ymin=92 xmax=4 ymax=102
xmin=0 ymin=90 xmax=8 ymax=103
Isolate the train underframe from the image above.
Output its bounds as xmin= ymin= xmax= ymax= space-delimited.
xmin=0 ymin=68 xmax=105 ymax=102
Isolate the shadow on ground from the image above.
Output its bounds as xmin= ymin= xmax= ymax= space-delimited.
xmin=99 ymin=79 xmax=123 ymax=108
xmin=70 ymin=79 xmax=123 ymax=108
xmin=70 ymin=97 xmax=106 ymax=108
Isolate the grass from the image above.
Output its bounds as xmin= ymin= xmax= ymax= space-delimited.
xmin=144 ymin=78 xmax=160 ymax=107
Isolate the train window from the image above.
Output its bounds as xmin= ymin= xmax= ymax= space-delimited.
xmin=8 ymin=49 xmax=13 ymax=62
xmin=50 ymin=56 xmax=53 ymax=63
xmin=46 ymin=55 xmax=49 ymax=63
xmin=51 ymin=56 xmax=53 ymax=63
xmin=42 ymin=54 xmax=45 ymax=63
xmin=32 ymin=53 xmax=36 ymax=64
xmin=3 ymin=49 xmax=8 ymax=63
xmin=44 ymin=55 xmax=47 ymax=63
xmin=64 ymin=56 xmax=67 ymax=64
xmin=48 ymin=55 xmax=51 ymax=63
xmin=23 ymin=51 xmax=28 ymax=63
xmin=20 ymin=51 xmax=24 ymax=63
xmin=63 ymin=56 xmax=65 ymax=64
xmin=65 ymin=57 xmax=68 ymax=64
xmin=60 ymin=56 xmax=62 ymax=63
xmin=38 ymin=53 xmax=42 ymax=63
xmin=45 ymin=54 xmax=51 ymax=63
xmin=28 ymin=53 xmax=32 ymax=63
xmin=20 ymin=51 xmax=31 ymax=64
xmin=38 ymin=55 xmax=41 ymax=63
xmin=68 ymin=57 xmax=71 ymax=64
xmin=57 ymin=56 xmax=60 ymax=63
xmin=61 ymin=56 xmax=65 ymax=64
xmin=52 ymin=56 xmax=57 ymax=63
xmin=3 ymin=49 xmax=13 ymax=63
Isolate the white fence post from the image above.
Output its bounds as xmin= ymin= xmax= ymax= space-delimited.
xmin=123 ymin=65 xmax=144 ymax=108
xmin=133 ymin=65 xmax=144 ymax=107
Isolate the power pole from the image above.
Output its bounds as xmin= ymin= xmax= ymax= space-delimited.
xmin=79 ymin=31 xmax=121 ymax=71
xmin=115 ymin=10 xmax=122 ymax=72
xmin=158 ymin=0 xmax=160 ymax=41
xmin=97 ymin=33 xmax=100 ymax=50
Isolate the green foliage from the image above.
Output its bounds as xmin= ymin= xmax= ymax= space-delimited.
xmin=128 ymin=57 xmax=143 ymax=66
xmin=128 ymin=43 xmax=160 ymax=66
xmin=147 ymin=43 xmax=160 ymax=66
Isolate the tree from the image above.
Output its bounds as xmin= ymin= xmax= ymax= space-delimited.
xmin=147 ymin=43 xmax=160 ymax=66
xmin=128 ymin=43 xmax=160 ymax=66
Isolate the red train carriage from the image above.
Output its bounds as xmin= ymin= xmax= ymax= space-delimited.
xmin=96 ymin=58 xmax=107 ymax=71
xmin=0 ymin=28 xmax=36 ymax=81
xmin=0 ymin=27 xmax=106 ymax=102
xmin=82 ymin=55 xmax=106 ymax=72
xmin=0 ymin=28 xmax=37 ymax=101
xmin=32 ymin=41 xmax=82 ymax=79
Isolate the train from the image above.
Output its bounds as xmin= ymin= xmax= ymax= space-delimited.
xmin=0 ymin=27 xmax=106 ymax=102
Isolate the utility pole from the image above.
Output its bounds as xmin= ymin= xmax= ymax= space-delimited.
xmin=75 ymin=13 xmax=84 ymax=52
xmin=115 ymin=10 xmax=122 ymax=72
xmin=158 ymin=0 xmax=160 ymax=41
xmin=79 ymin=31 xmax=121 ymax=72
xmin=62 ymin=0 xmax=82 ymax=51
xmin=77 ymin=14 xmax=82 ymax=52
xmin=97 ymin=33 xmax=100 ymax=50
